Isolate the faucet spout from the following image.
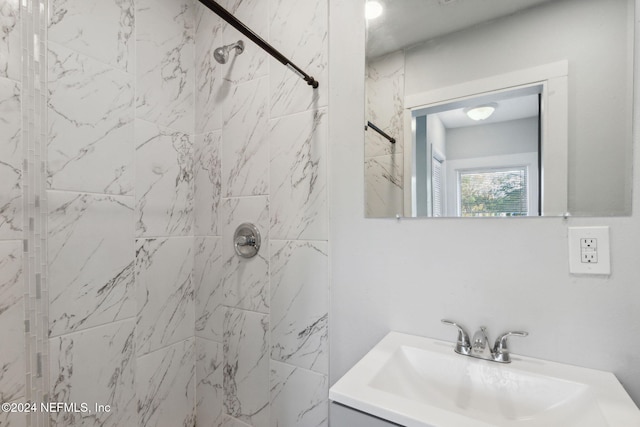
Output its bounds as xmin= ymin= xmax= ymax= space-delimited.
xmin=471 ymin=327 xmax=493 ymax=358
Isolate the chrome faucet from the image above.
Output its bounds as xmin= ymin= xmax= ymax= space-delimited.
xmin=441 ymin=319 xmax=528 ymax=363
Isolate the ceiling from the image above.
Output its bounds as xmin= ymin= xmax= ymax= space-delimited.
xmin=436 ymin=94 xmax=539 ymax=129
xmin=366 ymin=0 xmax=554 ymax=58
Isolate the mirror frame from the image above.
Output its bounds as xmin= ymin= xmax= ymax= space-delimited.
xmin=403 ymin=61 xmax=569 ymax=217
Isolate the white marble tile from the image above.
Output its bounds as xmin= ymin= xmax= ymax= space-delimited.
xmin=136 ymin=0 xmax=195 ymax=134
xmin=219 ymin=0 xmax=269 ymax=85
xmin=0 ymin=77 xmax=22 ymax=239
xmin=224 ymin=308 xmax=269 ymax=427
xmin=270 ymin=241 xmax=328 ymax=375
xmin=0 ymin=241 xmax=24 ymax=404
xmin=0 ymin=0 xmax=21 ymax=81
xmin=270 ymin=361 xmax=328 ymax=427
xmin=194 ymin=131 xmax=221 ymax=236
xmin=364 ymin=153 xmax=404 ymax=218
xmin=137 ymin=338 xmax=196 ymax=427
xmin=48 ymin=191 xmax=135 ymax=337
xmin=222 ymin=416 xmax=252 ymax=427
xmin=47 ymin=42 xmax=134 ymax=195
xmin=196 ymin=338 xmax=224 ymax=427
xmin=222 ymin=78 xmax=269 ymax=197
xmin=49 ymin=320 xmax=136 ymax=427
xmin=221 ymin=197 xmax=269 ymax=313
xmin=48 ymin=0 xmax=134 ymax=73
xmin=195 ymin=3 xmax=224 ymax=134
xmin=0 ymin=403 xmax=27 ymax=427
xmin=195 ymin=237 xmax=224 ymax=342
xmin=135 ymin=120 xmax=193 ymax=237
xmin=268 ymin=0 xmax=328 ymax=118
xmin=366 ymin=51 xmax=405 ymax=157
xmin=135 ymin=237 xmax=194 ymax=356
xmin=269 ymin=109 xmax=327 ymax=241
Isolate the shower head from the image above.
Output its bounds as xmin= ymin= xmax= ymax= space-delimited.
xmin=213 ymin=40 xmax=245 ymax=64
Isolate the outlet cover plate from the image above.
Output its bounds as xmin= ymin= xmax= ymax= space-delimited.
xmin=568 ymin=226 xmax=610 ymax=275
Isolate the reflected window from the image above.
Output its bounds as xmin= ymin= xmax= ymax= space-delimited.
xmin=458 ymin=167 xmax=528 ymax=217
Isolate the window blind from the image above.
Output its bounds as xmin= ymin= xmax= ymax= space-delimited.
xmin=459 ymin=167 xmax=528 ymax=217
xmin=432 ymin=157 xmax=443 ymax=217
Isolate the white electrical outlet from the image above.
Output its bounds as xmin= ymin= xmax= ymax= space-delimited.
xmin=568 ymin=227 xmax=610 ymax=275
xmin=580 ymin=238 xmax=598 ymax=263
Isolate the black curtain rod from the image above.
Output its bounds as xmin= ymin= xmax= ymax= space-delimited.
xmin=198 ymin=0 xmax=319 ymax=89
xmin=366 ymin=121 xmax=396 ymax=144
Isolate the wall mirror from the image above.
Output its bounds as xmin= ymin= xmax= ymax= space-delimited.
xmin=364 ymin=0 xmax=634 ymax=218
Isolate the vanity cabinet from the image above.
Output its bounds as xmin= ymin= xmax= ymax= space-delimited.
xmin=330 ymin=402 xmax=403 ymax=427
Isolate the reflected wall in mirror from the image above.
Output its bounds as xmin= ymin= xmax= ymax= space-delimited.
xmin=364 ymin=0 xmax=634 ymax=218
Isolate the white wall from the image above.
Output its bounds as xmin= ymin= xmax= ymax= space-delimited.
xmin=446 ymin=118 xmax=538 ymax=160
xmin=329 ymin=0 xmax=640 ymax=407
xmin=428 ymin=115 xmax=446 ymax=158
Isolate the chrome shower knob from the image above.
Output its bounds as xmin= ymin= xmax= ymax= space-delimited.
xmin=233 ymin=222 xmax=261 ymax=258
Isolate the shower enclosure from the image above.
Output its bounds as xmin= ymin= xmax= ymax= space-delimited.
xmin=0 ymin=0 xmax=329 ymax=426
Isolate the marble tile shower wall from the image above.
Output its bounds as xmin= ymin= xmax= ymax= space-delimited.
xmin=365 ymin=51 xmax=405 ymax=217
xmin=194 ymin=0 xmax=329 ymax=425
xmin=0 ymin=0 xmax=327 ymax=425
xmin=1 ymin=0 xmax=26 ymax=426
xmin=46 ymin=0 xmax=195 ymax=425
xmin=0 ymin=0 xmax=332 ymax=427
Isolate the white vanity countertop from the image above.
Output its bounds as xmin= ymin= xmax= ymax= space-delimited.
xmin=329 ymin=332 xmax=640 ymax=427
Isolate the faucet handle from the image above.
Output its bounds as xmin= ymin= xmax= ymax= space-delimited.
xmin=493 ymin=331 xmax=528 ymax=363
xmin=441 ymin=319 xmax=471 ymax=355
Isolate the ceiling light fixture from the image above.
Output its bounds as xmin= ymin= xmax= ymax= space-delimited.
xmin=365 ymin=1 xmax=383 ymax=20
xmin=465 ymin=103 xmax=498 ymax=121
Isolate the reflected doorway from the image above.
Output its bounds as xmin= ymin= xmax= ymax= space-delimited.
xmin=411 ymin=85 xmax=541 ymax=217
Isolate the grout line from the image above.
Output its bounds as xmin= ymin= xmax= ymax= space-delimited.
xmin=47 ymin=316 xmax=137 ymax=340
xmin=269 ymin=358 xmax=328 ymax=379
xmin=45 ymin=189 xmax=135 ymax=198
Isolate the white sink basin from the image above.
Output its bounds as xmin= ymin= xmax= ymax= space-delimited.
xmin=329 ymin=332 xmax=640 ymax=427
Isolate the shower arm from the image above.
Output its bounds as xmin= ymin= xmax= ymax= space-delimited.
xmin=198 ymin=0 xmax=319 ymax=89
xmin=366 ymin=121 xmax=396 ymax=144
